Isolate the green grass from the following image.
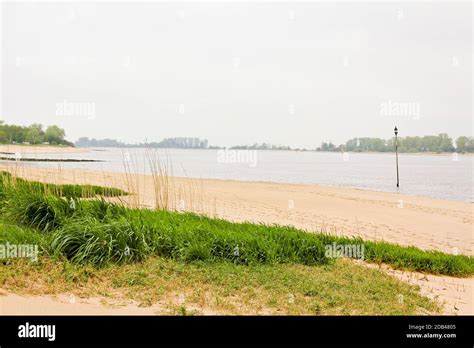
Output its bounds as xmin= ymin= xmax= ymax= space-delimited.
xmin=48 ymin=211 xmax=329 ymax=266
xmin=0 ymin=171 xmax=472 ymax=276
xmin=0 ymin=171 xmax=127 ymax=199
xmin=0 ymin=256 xmax=440 ymax=315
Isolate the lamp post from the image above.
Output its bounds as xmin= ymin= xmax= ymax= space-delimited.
xmin=394 ymin=126 xmax=399 ymax=188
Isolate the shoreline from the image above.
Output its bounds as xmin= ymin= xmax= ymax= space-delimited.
xmin=75 ymin=146 xmax=474 ymax=156
xmin=2 ymin=144 xmax=471 ymax=203
xmin=5 ymin=161 xmax=471 ymax=205
xmin=6 ymin=162 xmax=472 ymax=205
xmin=146 ymin=174 xmax=472 ymax=205
xmin=2 ymin=163 xmax=472 ymax=256
xmin=0 ymin=164 xmax=472 ymax=315
xmin=12 ymin=144 xmax=474 ymax=157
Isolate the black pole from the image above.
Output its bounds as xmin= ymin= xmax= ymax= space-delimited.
xmin=394 ymin=127 xmax=399 ymax=188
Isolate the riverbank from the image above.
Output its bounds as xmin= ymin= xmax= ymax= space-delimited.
xmin=2 ymin=163 xmax=471 ymax=256
xmin=0 ymin=164 xmax=472 ymax=315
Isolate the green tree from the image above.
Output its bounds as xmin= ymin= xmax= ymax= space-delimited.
xmin=345 ymin=138 xmax=358 ymax=151
xmin=25 ymin=123 xmax=44 ymax=144
xmin=437 ymin=133 xmax=454 ymax=152
xmin=0 ymin=130 xmax=7 ymax=143
xmin=467 ymin=138 xmax=474 ymax=152
xmin=44 ymin=125 xmax=66 ymax=145
xmin=455 ymin=136 xmax=469 ymax=153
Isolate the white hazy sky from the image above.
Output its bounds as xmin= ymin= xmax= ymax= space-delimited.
xmin=1 ymin=1 xmax=472 ymax=148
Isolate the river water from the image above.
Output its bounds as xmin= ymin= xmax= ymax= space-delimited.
xmin=7 ymin=148 xmax=473 ymax=202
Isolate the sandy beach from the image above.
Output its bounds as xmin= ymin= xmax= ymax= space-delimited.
xmin=0 ymin=290 xmax=219 ymax=315
xmin=0 ymin=162 xmax=472 ymax=315
xmin=0 ymin=292 xmax=160 ymax=315
xmin=0 ymin=262 xmax=470 ymax=315
xmin=3 ymin=163 xmax=472 ymax=255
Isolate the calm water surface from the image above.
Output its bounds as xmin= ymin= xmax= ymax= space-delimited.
xmin=9 ymin=148 xmax=473 ymax=202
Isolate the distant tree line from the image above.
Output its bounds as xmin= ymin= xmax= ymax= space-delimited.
xmin=230 ymin=143 xmax=294 ymax=151
xmin=75 ymin=137 xmax=209 ymax=149
xmin=0 ymin=122 xmax=72 ymax=146
xmin=75 ymin=138 xmax=309 ymax=151
xmin=75 ymin=138 xmax=125 ymax=147
xmin=76 ymin=134 xmax=474 ymax=153
xmin=317 ymin=134 xmax=474 ymax=153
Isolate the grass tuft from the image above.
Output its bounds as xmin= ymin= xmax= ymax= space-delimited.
xmin=0 ymin=171 xmax=472 ymax=276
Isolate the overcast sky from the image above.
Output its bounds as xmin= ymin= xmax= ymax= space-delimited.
xmin=1 ymin=1 xmax=472 ymax=148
